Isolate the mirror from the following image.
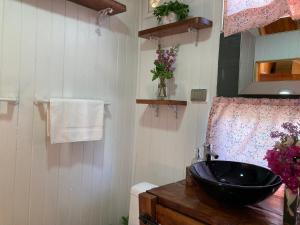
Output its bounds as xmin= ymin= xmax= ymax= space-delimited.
xmin=217 ymin=17 xmax=300 ymax=97
xmin=148 ymin=0 xmax=161 ymax=11
xmin=256 ymin=59 xmax=300 ymax=82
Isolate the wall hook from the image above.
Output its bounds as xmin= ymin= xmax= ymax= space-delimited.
xmin=96 ymin=8 xmax=113 ymax=35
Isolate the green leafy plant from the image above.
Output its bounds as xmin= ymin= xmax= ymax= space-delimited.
xmin=121 ymin=216 xmax=129 ymax=225
xmin=153 ymin=0 xmax=189 ymax=23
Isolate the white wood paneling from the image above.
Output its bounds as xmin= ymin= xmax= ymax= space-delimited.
xmin=0 ymin=0 xmax=20 ymax=224
xmin=0 ymin=0 xmax=139 ymax=225
xmin=133 ymin=0 xmax=223 ymax=186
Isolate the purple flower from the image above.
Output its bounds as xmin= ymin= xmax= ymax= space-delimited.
xmin=152 ymin=45 xmax=179 ymax=79
xmin=282 ymin=122 xmax=299 ymax=136
xmin=270 ymin=131 xmax=286 ymax=139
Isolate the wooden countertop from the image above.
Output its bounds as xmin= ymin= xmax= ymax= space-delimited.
xmin=147 ymin=180 xmax=284 ymax=225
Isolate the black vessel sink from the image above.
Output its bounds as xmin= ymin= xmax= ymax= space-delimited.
xmin=190 ymin=160 xmax=282 ymax=206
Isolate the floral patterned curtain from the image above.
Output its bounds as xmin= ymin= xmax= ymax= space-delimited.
xmin=223 ymin=0 xmax=300 ymax=37
xmin=288 ymin=0 xmax=300 ymax=20
xmin=206 ymin=97 xmax=300 ymax=167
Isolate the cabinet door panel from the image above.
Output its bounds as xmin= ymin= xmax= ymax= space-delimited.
xmin=157 ymin=205 xmax=207 ymax=225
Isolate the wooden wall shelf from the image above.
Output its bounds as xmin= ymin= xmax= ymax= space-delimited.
xmin=68 ymin=0 xmax=126 ymax=15
xmin=138 ymin=17 xmax=213 ymax=39
xmin=259 ymin=17 xmax=299 ymax=35
xmin=136 ymin=99 xmax=187 ymax=106
xmin=136 ymin=99 xmax=187 ymax=118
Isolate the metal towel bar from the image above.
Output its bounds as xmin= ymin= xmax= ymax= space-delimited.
xmin=0 ymin=97 xmax=18 ymax=104
xmin=34 ymin=98 xmax=111 ymax=105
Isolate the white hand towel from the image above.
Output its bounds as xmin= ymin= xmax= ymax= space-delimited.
xmin=49 ymin=98 xmax=104 ymax=144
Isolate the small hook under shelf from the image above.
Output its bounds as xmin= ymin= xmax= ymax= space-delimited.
xmin=96 ymin=8 xmax=113 ymax=35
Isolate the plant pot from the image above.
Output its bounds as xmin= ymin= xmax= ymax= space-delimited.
xmin=161 ymin=12 xmax=177 ymax=25
xmin=157 ymin=78 xmax=167 ymax=99
xmin=283 ymin=187 xmax=299 ymax=225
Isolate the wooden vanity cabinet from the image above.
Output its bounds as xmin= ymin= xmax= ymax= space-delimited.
xmin=139 ymin=170 xmax=284 ymax=225
xmin=140 ymin=192 xmax=205 ymax=225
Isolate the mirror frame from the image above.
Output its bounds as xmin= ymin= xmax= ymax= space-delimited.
xmin=217 ymin=33 xmax=300 ymax=99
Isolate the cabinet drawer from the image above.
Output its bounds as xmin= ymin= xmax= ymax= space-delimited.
xmin=157 ymin=205 xmax=207 ymax=225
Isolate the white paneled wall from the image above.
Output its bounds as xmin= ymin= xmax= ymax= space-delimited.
xmin=133 ymin=0 xmax=223 ymax=186
xmin=0 ymin=0 xmax=139 ymax=225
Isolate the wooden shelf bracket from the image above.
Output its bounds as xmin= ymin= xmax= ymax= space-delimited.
xmin=136 ymin=99 xmax=187 ymax=119
xmin=68 ymin=0 xmax=126 ymax=15
xmin=138 ymin=17 xmax=212 ymax=40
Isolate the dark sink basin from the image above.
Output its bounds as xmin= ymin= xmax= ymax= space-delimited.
xmin=190 ymin=160 xmax=282 ymax=206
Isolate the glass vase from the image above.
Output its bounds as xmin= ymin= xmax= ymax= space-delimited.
xmin=157 ymin=78 xmax=167 ymax=99
xmin=284 ymin=187 xmax=299 ymax=225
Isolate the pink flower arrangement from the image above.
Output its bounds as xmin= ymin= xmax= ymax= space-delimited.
xmin=265 ymin=122 xmax=300 ymax=193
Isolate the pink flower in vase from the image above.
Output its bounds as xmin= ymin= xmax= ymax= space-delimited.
xmin=265 ymin=122 xmax=300 ymax=193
